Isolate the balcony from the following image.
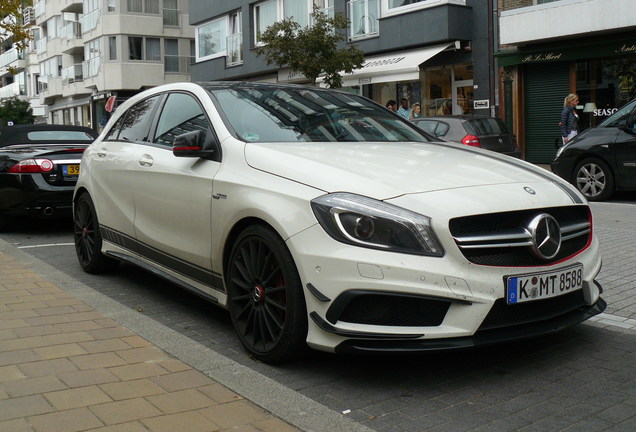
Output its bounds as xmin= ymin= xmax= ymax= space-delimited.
xmin=34 ymin=0 xmax=46 ymax=18
xmin=62 ymin=63 xmax=83 ymax=84
xmin=499 ymin=0 xmax=635 ymax=45
xmin=348 ymin=0 xmax=379 ymax=41
xmin=61 ymin=21 xmax=82 ymax=40
xmin=36 ymin=39 xmax=47 ymax=55
xmin=83 ymin=56 xmax=101 ymax=78
xmin=164 ymin=55 xmax=194 ymax=74
xmin=0 ymin=82 xmax=25 ymax=99
xmin=0 ymin=48 xmax=25 ymax=70
xmin=81 ymin=9 xmax=101 ymax=34
xmin=226 ymin=33 xmax=242 ymax=67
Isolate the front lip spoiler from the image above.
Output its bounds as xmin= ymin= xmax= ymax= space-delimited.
xmin=333 ymin=297 xmax=607 ymax=354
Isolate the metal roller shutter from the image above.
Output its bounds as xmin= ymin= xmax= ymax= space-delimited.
xmin=524 ymin=62 xmax=570 ymax=163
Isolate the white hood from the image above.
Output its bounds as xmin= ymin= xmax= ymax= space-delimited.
xmin=244 ymin=141 xmax=569 ymax=200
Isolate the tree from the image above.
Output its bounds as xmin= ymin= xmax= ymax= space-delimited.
xmin=0 ymin=0 xmax=32 ymax=51
xmin=0 ymin=97 xmax=34 ymax=126
xmin=254 ymin=7 xmax=365 ymax=88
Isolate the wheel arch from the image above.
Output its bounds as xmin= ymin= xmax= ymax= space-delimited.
xmin=569 ymin=152 xmax=616 ymax=183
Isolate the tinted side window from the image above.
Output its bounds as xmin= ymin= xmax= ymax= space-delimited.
xmin=104 ymin=115 xmax=126 ymax=140
xmin=117 ymin=96 xmax=160 ymax=142
xmin=466 ymin=118 xmax=508 ymax=135
xmin=154 ymin=93 xmax=210 ymax=147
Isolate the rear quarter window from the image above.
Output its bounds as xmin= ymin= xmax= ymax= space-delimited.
xmin=27 ymin=131 xmax=95 ymax=141
xmin=465 ymin=118 xmax=509 ymax=135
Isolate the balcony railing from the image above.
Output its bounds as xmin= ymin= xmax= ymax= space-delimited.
xmin=0 ymin=82 xmax=24 ymax=99
xmin=0 ymin=48 xmax=23 ymax=69
xmin=34 ymin=0 xmax=46 ymax=18
xmin=82 ymin=56 xmax=101 ymax=78
xmin=81 ymin=9 xmax=101 ymax=34
xmin=226 ymin=33 xmax=243 ymax=67
xmin=35 ymin=39 xmax=47 ymax=55
xmin=163 ymin=8 xmax=179 ymax=26
xmin=348 ymin=0 xmax=379 ymax=40
xmin=61 ymin=22 xmax=82 ymax=40
xmin=164 ymin=55 xmax=193 ymax=74
xmin=62 ymin=64 xmax=83 ymax=84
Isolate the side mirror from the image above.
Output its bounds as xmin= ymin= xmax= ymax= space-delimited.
xmin=173 ymin=130 xmax=215 ymax=158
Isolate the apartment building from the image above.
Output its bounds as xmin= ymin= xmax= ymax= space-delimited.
xmin=189 ymin=0 xmax=496 ymax=118
xmin=26 ymin=0 xmax=194 ymax=131
xmin=0 ymin=10 xmax=46 ymax=120
xmin=496 ymin=0 xmax=636 ymax=162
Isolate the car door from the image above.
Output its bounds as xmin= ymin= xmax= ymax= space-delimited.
xmin=130 ymin=91 xmax=222 ymax=278
xmin=87 ymin=95 xmax=162 ymax=244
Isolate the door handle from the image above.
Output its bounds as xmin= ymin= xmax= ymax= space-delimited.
xmin=139 ymin=156 xmax=154 ymax=167
xmin=97 ymin=148 xmax=107 ymax=157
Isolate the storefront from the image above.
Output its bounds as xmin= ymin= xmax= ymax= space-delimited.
xmin=321 ymin=43 xmax=476 ymax=119
xmin=497 ymin=37 xmax=636 ymax=163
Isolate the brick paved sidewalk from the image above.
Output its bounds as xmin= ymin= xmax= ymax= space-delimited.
xmin=0 ymin=251 xmax=300 ymax=432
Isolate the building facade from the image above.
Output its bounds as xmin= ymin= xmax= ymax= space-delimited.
xmin=21 ymin=0 xmax=195 ymax=131
xmin=190 ymin=0 xmax=496 ymax=120
xmin=497 ymin=0 xmax=636 ymax=163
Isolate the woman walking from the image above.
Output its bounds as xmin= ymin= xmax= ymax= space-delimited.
xmin=561 ymin=93 xmax=579 ymax=145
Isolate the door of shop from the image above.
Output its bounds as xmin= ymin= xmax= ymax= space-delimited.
xmin=452 ymin=80 xmax=473 ymax=115
xmin=524 ymin=62 xmax=570 ymax=163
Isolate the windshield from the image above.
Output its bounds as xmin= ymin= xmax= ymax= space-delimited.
xmin=209 ymin=87 xmax=431 ymax=143
xmin=598 ymin=98 xmax=636 ymax=128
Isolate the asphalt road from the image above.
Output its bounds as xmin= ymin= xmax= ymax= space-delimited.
xmin=1 ymin=195 xmax=635 ymax=432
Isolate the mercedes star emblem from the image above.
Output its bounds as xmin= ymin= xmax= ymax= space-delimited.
xmin=527 ymin=214 xmax=561 ymax=259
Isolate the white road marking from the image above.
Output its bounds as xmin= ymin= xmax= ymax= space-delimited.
xmin=17 ymin=242 xmax=75 ymax=249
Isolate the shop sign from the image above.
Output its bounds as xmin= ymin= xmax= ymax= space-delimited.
xmin=615 ymin=43 xmax=636 ymax=54
xmin=474 ymin=99 xmax=489 ymax=109
xmin=521 ymin=52 xmax=563 ymax=63
xmin=593 ymin=108 xmax=618 ymax=117
xmin=92 ymin=92 xmax=112 ymax=101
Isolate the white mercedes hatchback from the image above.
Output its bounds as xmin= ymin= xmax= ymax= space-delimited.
xmin=74 ymin=82 xmax=606 ymax=363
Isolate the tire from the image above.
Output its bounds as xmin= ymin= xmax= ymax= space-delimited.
xmin=227 ymin=225 xmax=308 ymax=363
xmin=573 ymin=158 xmax=615 ymax=201
xmin=73 ymin=192 xmax=118 ymax=273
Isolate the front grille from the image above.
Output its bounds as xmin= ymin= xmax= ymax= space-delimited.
xmin=478 ymin=290 xmax=587 ymax=331
xmin=450 ymin=206 xmax=591 ymax=266
xmin=334 ymin=293 xmax=451 ymax=327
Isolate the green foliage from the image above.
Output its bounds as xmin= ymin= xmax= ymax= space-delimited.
xmin=0 ymin=97 xmax=34 ymax=126
xmin=0 ymin=0 xmax=33 ymax=51
xmin=254 ymin=7 xmax=365 ymax=88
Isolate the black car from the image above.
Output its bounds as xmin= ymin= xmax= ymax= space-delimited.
xmin=412 ymin=115 xmax=521 ymax=158
xmin=551 ymin=98 xmax=636 ymax=201
xmin=0 ymin=124 xmax=98 ymax=230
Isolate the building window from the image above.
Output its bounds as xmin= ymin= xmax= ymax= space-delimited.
xmin=109 ymin=36 xmax=117 ymax=60
xmin=128 ymin=36 xmax=160 ymax=61
xmin=163 ymin=0 xmax=179 ymax=26
xmin=164 ymin=39 xmax=179 ymax=72
xmin=254 ymin=1 xmax=317 ymax=44
xmin=227 ymin=11 xmax=242 ymax=66
xmin=107 ymin=0 xmax=116 ymax=11
xmin=349 ymin=0 xmax=379 ymax=40
xmin=196 ymin=17 xmax=227 ymax=61
xmin=127 ymin=0 xmax=159 ymax=14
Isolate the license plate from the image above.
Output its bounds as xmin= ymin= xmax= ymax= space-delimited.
xmin=63 ymin=164 xmax=80 ymax=175
xmin=506 ymin=264 xmax=583 ymax=304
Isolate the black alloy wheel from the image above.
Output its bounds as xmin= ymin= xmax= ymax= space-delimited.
xmin=74 ymin=193 xmax=117 ymax=273
xmin=573 ymin=158 xmax=615 ymax=201
xmin=227 ymin=225 xmax=308 ymax=363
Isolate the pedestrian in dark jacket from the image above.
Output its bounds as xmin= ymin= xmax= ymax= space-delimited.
xmin=560 ymin=93 xmax=579 ymax=145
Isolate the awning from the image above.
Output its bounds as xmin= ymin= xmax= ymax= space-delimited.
xmin=338 ymin=43 xmax=456 ymax=87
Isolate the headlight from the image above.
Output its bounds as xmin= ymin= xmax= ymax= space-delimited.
xmin=311 ymin=193 xmax=444 ymax=257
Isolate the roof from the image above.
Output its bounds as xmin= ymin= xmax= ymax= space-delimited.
xmin=0 ymin=124 xmax=98 ymax=146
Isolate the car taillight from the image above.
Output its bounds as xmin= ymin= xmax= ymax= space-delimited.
xmin=7 ymin=158 xmax=54 ymax=173
xmin=461 ymin=135 xmax=481 ymax=147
